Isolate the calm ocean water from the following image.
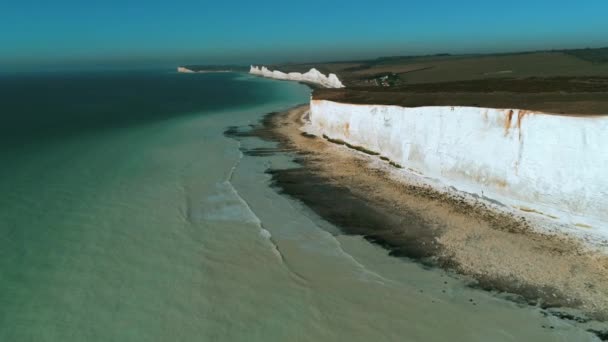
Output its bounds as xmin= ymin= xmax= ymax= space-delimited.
xmin=0 ymin=71 xmax=599 ymax=341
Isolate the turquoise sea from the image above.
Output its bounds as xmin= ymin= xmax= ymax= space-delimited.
xmin=0 ymin=70 xmax=600 ymax=341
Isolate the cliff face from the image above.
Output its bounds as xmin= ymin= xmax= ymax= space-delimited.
xmin=309 ymin=100 xmax=608 ymax=234
xmin=250 ymin=66 xmax=344 ymax=89
xmin=177 ymin=67 xmax=194 ymax=73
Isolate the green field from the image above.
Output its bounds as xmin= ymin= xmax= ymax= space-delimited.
xmin=273 ymin=47 xmax=608 ymax=114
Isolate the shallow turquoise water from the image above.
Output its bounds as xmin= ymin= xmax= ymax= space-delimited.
xmin=0 ymin=71 xmax=600 ymax=341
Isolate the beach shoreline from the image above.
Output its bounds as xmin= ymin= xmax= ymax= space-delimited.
xmin=239 ymin=104 xmax=608 ymax=325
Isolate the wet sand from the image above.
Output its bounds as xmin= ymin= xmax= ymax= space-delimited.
xmin=228 ymin=105 xmax=608 ymax=329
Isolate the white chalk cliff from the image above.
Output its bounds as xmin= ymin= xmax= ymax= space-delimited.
xmin=250 ymin=66 xmax=344 ymax=88
xmin=177 ymin=67 xmax=195 ymax=73
xmin=307 ymin=100 xmax=608 ymax=239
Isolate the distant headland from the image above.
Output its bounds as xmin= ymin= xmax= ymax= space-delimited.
xmin=177 ymin=65 xmax=249 ymax=73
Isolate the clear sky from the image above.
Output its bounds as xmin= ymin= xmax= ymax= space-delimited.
xmin=1 ymin=0 xmax=608 ymax=71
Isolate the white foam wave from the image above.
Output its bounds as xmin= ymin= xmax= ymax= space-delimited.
xmin=224 ymin=145 xmax=282 ymax=258
xmin=224 ymin=141 xmax=309 ymax=284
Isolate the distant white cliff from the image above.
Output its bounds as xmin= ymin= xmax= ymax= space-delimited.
xmin=308 ymin=100 xmax=608 ymax=239
xmin=250 ymin=66 xmax=344 ymax=88
xmin=177 ymin=67 xmax=195 ymax=73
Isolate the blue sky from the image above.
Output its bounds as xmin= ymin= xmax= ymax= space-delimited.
xmin=1 ymin=0 xmax=607 ymax=70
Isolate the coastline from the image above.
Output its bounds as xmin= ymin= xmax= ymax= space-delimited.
xmin=306 ymin=100 xmax=608 ymax=242
xmin=243 ymin=104 xmax=608 ymax=324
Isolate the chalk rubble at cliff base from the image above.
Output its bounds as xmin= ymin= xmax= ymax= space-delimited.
xmin=304 ymin=100 xmax=608 ymax=246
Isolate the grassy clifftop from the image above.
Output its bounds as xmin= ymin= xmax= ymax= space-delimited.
xmin=274 ymin=47 xmax=608 ymax=114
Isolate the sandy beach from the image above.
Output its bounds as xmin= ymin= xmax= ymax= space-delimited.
xmin=248 ymin=105 xmax=608 ymax=323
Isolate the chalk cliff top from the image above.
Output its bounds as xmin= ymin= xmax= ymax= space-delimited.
xmin=313 ymin=87 xmax=608 ymax=115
